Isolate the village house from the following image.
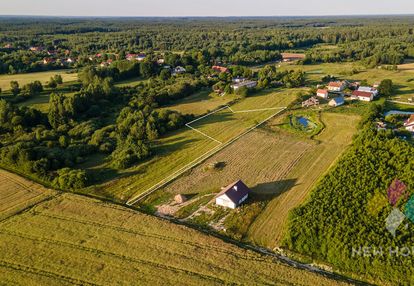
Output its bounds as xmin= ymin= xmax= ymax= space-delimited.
xmin=215 ymin=180 xmax=251 ymax=209
xmin=327 ymin=81 xmax=346 ymax=92
xmin=136 ymin=54 xmax=146 ymax=61
xmin=348 ymin=81 xmax=361 ymax=90
xmin=232 ymin=77 xmax=247 ymax=83
xmin=172 ymin=66 xmax=186 ymax=75
xmin=352 ymin=90 xmax=374 ymax=102
xmin=358 ymin=86 xmax=379 ymax=97
xmin=212 ymin=66 xmax=229 ymax=73
xmin=100 ymin=59 xmax=113 ymax=67
xmin=302 ymin=96 xmax=319 ymax=108
xmin=231 ymin=80 xmax=257 ymax=90
xmin=43 ymin=58 xmax=55 ymax=65
xmin=376 ymin=121 xmax=387 ymax=131
xmin=329 ymin=97 xmax=345 ymax=107
xmin=316 ymin=89 xmax=329 ymax=99
xmin=404 ymin=115 xmax=414 ymax=132
xmin=281 ymin=53 xmax=306 ymax=62
xmin=3 ymin=44 xmax=12 ymax=49
xmin=157 ymin=58 xmax=165 ymax=64
xmin=30 ymin=46 xmax=43 ymax=52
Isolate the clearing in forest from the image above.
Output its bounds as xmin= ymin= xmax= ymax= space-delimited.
xmin=0 ymin=70 xmax=78 ymax=91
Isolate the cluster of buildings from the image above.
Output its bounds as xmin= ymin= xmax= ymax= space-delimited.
xmin=311 ymin=80 xmax=379 ymax=108
xmin=404 ymin=115 xmax=414 ymax=132
xmin=230 ymin=77 xmax=257 ymax=91
xmin=323 ymin=80 xmax=379 ymax=102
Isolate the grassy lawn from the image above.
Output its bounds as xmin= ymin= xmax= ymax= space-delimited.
xmin=280 ymin=62 xmax=414 ymax=102
xmin=88 ymin=88 xmax=301 ymax=202
xmin=114 ymin=77 xmax=146 ymax=88
xmin=159 ymin=89 xmax=238 ymax=116
xmin=0 ymin=170 xmax=349 ymax=286
xmin=0 ymin=70 xmax=78 ymax=91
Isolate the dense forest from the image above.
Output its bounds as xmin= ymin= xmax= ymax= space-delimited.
xmin=285 ymin=104 xmax=414 ymax=285
xmin=1 ymin=16 xmax=414 ymax=74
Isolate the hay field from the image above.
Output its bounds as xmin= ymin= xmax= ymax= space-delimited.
xmin=0 ymin=169 xmax=56 ymax=220
xmin=161 ymin=129 xmax=314 ymax=197
xmin=150 ymin=112 xmax=359 ymax=248
xmin=247 ymin=112 xmax=360 ymax=248
xmin=0 ymin=70 xmax=78 ymax=91
xmin=0 ymin=190 xmax=350 ymax=285
xmin=93 ymin=88 xmax=301 ymax=202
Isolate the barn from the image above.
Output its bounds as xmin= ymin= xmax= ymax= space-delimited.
xmin=215 ymin=180 xmax=251 ymax=209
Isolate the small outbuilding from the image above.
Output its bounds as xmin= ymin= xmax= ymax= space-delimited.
xmin=329 ymin=97 xmax=345 ymax=107
xmin=215 ymin=180 xmax=251 ymax=209
xmin=316 ymin=89 xmax=329 ymax=99
xmin=174 ymin=194 xmax=187 ymax=204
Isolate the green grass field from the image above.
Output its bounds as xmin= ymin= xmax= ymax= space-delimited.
xmin=159 ymin=90 xmax=238 ymax=116
xmin=0 ymin=70 xmax=78 ymax=91
xmin=88 ymin=88 xmax=302 ymax=202
xmin=114 ymin=77 xmax=146 ymax=88
xmin=280 ymin=62 xmax=414 ymax=101
xmin=0 ymin=170 xmax=350 ymax=286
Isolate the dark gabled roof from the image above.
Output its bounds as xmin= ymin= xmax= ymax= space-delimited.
xmin=217 ymin=180 xmax=251 ymax=203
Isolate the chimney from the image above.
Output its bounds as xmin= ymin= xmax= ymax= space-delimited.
xmin=233 ymin=186 xmax=238 ymax=191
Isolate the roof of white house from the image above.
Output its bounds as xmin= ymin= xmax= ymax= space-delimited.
xmin=217 ymin=180 xmax=251 ymax=203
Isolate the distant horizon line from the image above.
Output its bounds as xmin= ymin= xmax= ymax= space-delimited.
xmin=0 ymin=13 xmax=414 ymax=18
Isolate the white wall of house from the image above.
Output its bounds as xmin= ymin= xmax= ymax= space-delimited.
xmin=216 ymin=195 xmax=236 ymax=209
xmin=406 ymin=125 xmax=414 ymax=132
xmin=358 ymin=95 xmax=373 ymax=102
xmin=317 ymin=92 xmax=328 ymax=99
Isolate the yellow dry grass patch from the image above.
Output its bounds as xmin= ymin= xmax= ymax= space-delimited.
xmin=0 ymin=189 xmax=350 ymax=285
xmin=0 ymin=70 xmax=78 ymax=91
xmin=247 ymin=112 xmax=360 ymax=248
xmin=0 ymin=169 xmax=56 ymax=220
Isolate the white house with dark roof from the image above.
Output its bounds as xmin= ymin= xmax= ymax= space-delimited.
xmin=215 ymin=180 xmax=251 ymax=209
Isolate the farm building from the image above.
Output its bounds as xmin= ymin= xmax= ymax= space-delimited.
xmin=174 ymin=194 xmax=187 ymax=204
xmin=329 ymin=97 xmax=345 ymax=107
xmin=316 ymin=89 xmax=329 ymax=99
xmin=212 ymin=66 xmax=229 ymax=73
xmin=281 ymin=53 xmax=305 ymax=62
xmin=302 ymin=96 xmax=319 ymax=108
xmin=231 ymin=80 xmax=257 ymax=90
xmin=404 ymin=115 xmax=414 ymax=132
xmin=327 ymin=81 xmax=346 ymax=92
xmin=352 ymin=90 xmax=374 ymax=102
xmin=358 ymin=86 xmax=379 ymax=97
xmin=172 ymin=66 xmax=186 ymax=75
xmin=215 ymin=180 xmax=251 ymax=209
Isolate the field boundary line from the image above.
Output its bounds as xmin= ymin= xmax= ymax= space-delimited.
xmin=126 ymin=106 xmax=286 ymax=206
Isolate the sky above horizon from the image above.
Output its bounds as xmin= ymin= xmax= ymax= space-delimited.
xmin=1 ymin=0 xmax=414 ymax=17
